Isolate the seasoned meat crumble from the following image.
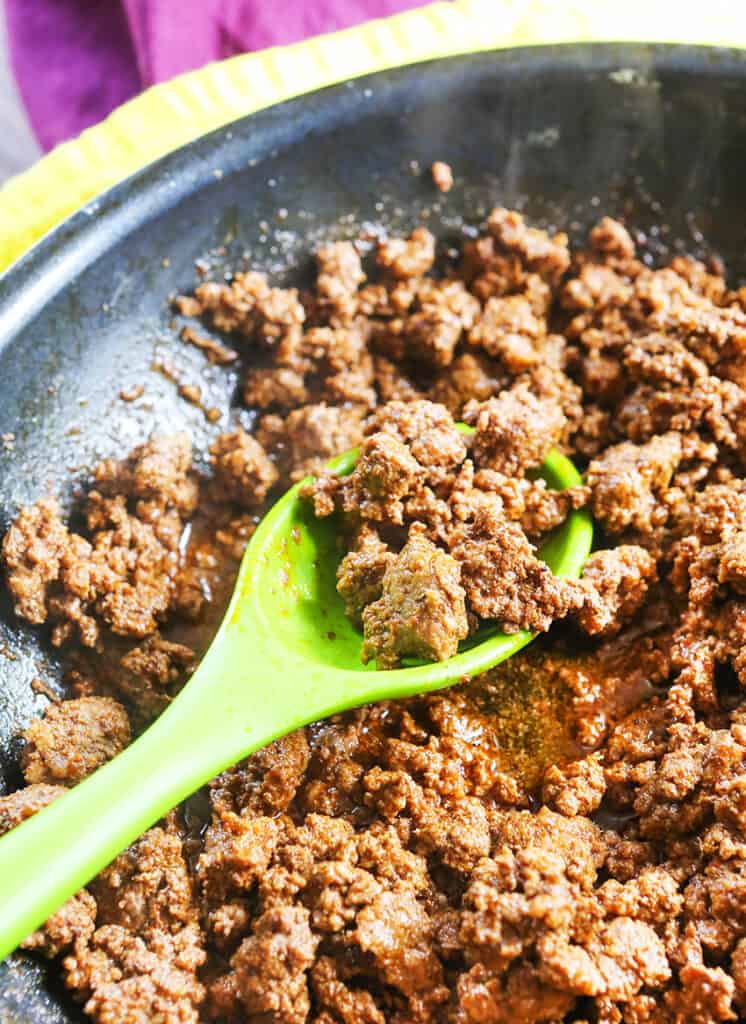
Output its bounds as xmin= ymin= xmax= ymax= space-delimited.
xmin=3 ymin=206 xmax=746 ymax=1024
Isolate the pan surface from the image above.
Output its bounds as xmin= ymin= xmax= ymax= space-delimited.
xmin=1 ymin=43 xmax=746 ymax=1022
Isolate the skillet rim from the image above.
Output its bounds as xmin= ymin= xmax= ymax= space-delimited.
xmin=2 ymin=41 xmax=746 ymax=350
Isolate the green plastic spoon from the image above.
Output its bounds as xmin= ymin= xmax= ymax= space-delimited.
xmin=0 ymin=437 xmax=591 ymax=961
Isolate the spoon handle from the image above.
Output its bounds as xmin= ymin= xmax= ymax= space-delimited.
xmin=0 ymin=653 xmax=293 ymax=963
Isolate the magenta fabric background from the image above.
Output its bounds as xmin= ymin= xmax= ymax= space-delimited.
xmin=5 ymin=0 xmax=428 ymax=151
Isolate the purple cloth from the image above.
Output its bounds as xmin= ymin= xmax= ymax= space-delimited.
xmin=5 ymin=0 xmax=428 ymax=151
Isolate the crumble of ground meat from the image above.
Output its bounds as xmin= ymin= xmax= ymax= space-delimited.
xmin=176 ymin=270 xmax=305 ymax=346
xmin=2 ymin=496 xmax=78 ymax=626
xmin=170 ymin=563 xmax=211 ymax=623
xmin=257 ymin=403 xmax=366 ymax=481
xmin=462 ymin=237 xmax=553 ymax=311
xmin=373 ymin=354 xmax=422 ymax=404
xmin=542 ymin=752 xmax=606 ymax=817
xmin=398 ymin=302 xmax=468 ymax=370
xmin=229 ymin=906 xmax=319 ymax=1023
xmin=576 ymin=545 xmax=658 ymax=637
xmin=60 ymin=828 xmax=207 ymax=1022
xmin=364 ymin=399 xmax=468 ymax=475
xmin=180 ymin=324 xmax=239 ymax=365
xmin=377 ymin=227 xmax=436 ymax=280
xmin=315 ymin=241 xmax=366 ymax=325
xmin=311 ymin=955 xmax=386 ymax=1024
xmin=454 ymin=813 xmax=670 ymax=1018
xmin=336 ymin=526 xmax=396 ymax=624
xmin=91 ymin=826 xmax=198 ymax=933
xmin=3 ymin=436 xmax=197 ymax=648
xmin=210 ymin=732 xmax=310 ymax=821
xmin=586 ymin=432 xmax=683 ymax=534
xmin=355 ymin=888 xmax=448 ymax=1011
xmin=449 ymin=504 xmax=583 ymax=633
xmin=269 ymin=324 xmax=376 ymax=410
xmin=114 ymin=633 xmax=196 ymax=724
xmin=303 ymin=432 xmax=424 ymax=523
xmin=82 ymin=497 xmax=177 ymax=641
xmin=431 ymin=160 xmax=454 ymax=193
xmin=209 ymin=428 xmax=278 ymax=507
xmin=361 ymin=523 xmax=468 ymax=667
xmin=464 ymin=382 xmax=566 ymax=476
xmin=243 ymin=364 xmax=309 ymax=409
xmin=473 ymin=472 xmax=589 ymax=539
xmin=22 ymin=890 xmax=97 ymax=959
xmin=487 ymin=206 xmax=571 ymax=285
xmin=589 ymin=215 xmax=637 ymax=261
xmin=2 ymin=495 xmax=173 ymax=648
xmin=22 ymin=696 xmax=131 ymax=786
xmin=64 ymin=923 xmax=206 ymax=1024
xmin=0 ymin=782 xmax=65 ymax=835
xmin=468 ymin=294 xmax=544 ymax=369
xmin=290 ymin=323 xmax=361 ymax=377
xmin=428 ymin=352 xmax=505 ymax=414
xmin=92 ymin=433 xmax=198 ymax=520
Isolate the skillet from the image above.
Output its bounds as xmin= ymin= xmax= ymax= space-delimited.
xmin=1 ymin=42 xmax=746 ymax=1022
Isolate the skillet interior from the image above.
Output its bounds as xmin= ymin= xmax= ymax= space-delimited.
xmin=1 ymin=42 xmax=746 ymax=1022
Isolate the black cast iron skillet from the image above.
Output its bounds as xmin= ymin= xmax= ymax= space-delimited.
xmin=1 ymin=43 xmax=746 ymax=1023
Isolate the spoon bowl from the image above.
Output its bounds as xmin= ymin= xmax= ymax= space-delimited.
xmin=0 ymin=439 xmax=591 ymax=961
xmin=245 ymin=442 xmax=592 ymax=692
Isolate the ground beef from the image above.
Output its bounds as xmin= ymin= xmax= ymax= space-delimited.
xmin=542 ymin=752 xmax=606 ymax=816
xmin=487 ymin=207 xmax=571 ymax=285
xmin=336 ymin=526 xmax=396 ymax=624
xmin=22 ymin=696 xmax=131 ymax=786
xmin=449 ymin=505 xmax=583 ymax=633
xmin=243 ymin=363 xmax=309 ymax=409
xmin=21 ymin=890 xmax=97 ymax=959
xmin=377 ymin=227 xmax=436 ymax=279
xmin=229 ymin=906 xmax=319 ymax=1023
xmin=114 ymin=633 xmax=196 ymax=725
xmin=0 ymin=782 xmax=65 ymax=835
xmin=589 ymin=215 xmax=637 ymax=261
xmin=475 ymin=471 xmax=588 ymax=539
xmin=180 ymin=324 xmax=239 ymax=365
xmin=303 ymin=432 xmax=424 ymax=522
xmin=397 ymin=279 xmax=481 ymax=369
xmin=576 ymin=545 xmax=658 ymax=637
xmin=468 ymin=294 xmax=544 ymax=369
xmin=431 ymin=160 xmax=454 ymax=193
xmin=64 ymin=923 xmax=206 ymax=1024
xmin=257 ymin=402 xmax=366 ymax=481
xmin=248 ymin=321 xmax=376 ymax=412
xmin=428 ymin=352 xmax=504 ymax=414
xmin=365 ymin=399 xmax=468 ymax=474
xmin=53 ymin=827 xmax=208 ymax=1022
xmin=176 ymin=270 xmax=305 ymax=346
xmin=315 ymin=241 xmax=366 ymax=324
xmin=8 ymin=209 xmax=746 ymax=1024
xmin=464 ymin=382 xmax=566 ymax=476
xmin=209 ymin=428 xmax=278 ymax=507
xmin=2 ymin=497 xmax=85 ymax=630
xmin=586 ymin=432 xmax=683 ymax=534
xmin=92 ymin=433 xmax=198 ymax=518
xmin=2 ymin=436 xmax=197 ymax=648
xmin=361 ymin=523 xmax=468 ymax=667
xmin=91 ymin=826 xmax=199 ymax=933
xmin=301 ymin=390 xmax=583 ymax=656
